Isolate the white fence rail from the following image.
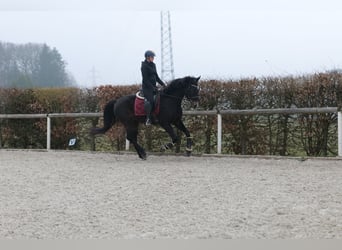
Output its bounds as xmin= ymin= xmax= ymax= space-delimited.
xmin=0 ymin=108 xmax=341 ymax=156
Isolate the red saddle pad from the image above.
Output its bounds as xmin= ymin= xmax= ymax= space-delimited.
xmin=134 ymin=92 xmax=160 ymax=116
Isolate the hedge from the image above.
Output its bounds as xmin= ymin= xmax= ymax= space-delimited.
xmin=1 ymin=72 xmax=341 ymax=156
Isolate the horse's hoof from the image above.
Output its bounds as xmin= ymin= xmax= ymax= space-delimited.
xmin=138 ymin=149 xmax=147 ymax=160
xmin=140 ymin=152 xmax=147 ymax=160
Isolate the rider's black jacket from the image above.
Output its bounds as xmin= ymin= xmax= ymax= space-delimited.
xmin=141 ymin=60 xmax=165 ymax=92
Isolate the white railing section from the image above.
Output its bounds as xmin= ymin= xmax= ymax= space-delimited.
xmin=0 ymin=107 xmax=341 ymax=156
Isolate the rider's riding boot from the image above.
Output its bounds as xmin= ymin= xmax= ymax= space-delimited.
xmin=144 ymin=99 xmax=152 ymax=126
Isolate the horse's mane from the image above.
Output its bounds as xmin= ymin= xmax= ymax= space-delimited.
xmin=162 ymin=76 xmax=192 ymax=94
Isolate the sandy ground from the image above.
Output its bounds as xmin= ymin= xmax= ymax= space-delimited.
xmin=0 ymin=150 xmax=341 ymax=239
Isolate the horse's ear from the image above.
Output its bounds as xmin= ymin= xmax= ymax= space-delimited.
xmin=196 ymin=76 xmax=201 ymax=82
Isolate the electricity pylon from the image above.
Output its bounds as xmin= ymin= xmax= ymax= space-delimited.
xmin=160 ymin=11 xmax=175 ymax=81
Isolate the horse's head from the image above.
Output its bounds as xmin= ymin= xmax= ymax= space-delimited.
xmin=162 ymin=76 xmax=201 ymax=102
xmin=184 ymin=76 xmax=201 ymax=102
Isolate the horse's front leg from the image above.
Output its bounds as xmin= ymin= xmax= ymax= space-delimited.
xmin=159 ymin=123 xmax=178 ymax=152
xmin=174 ymin=120 xmax=193 ymax=156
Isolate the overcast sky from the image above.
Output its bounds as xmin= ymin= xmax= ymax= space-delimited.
xmin=1 ymin=0 xmax=342 ymax=87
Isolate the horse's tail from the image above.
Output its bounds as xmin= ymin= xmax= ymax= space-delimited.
xmin=90 ymin=99 xmax=116 ymax=135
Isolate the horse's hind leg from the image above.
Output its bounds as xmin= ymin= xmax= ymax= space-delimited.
xmin=126 ymin=126 xmax=146 ymax=160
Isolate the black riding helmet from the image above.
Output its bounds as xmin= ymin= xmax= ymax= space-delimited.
xmin=144 ymin=50 xmax=156 ymax=58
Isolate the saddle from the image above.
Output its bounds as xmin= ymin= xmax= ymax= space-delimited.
xmin=134 ymin=91 xmax=160 ymax=116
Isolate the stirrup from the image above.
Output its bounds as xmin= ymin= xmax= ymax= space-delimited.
xmin=145 ymin=118 xmax=152 ymax=126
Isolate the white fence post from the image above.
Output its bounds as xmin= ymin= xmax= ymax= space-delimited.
xmin=338 ymin=112 xmax=342 ymax=157
xmin=47 ymin=115 xmax=51 ymax=150
xmin=217 ymin=113 xmax=222 ymax=154
xmin=125 ymin=139 xmax=130 ymax=151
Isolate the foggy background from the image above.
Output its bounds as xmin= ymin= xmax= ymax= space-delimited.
xmin=1 ymin=0 xmax=342 ymax=87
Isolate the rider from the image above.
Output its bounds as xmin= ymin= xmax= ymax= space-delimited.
xmin=141 ymin=50 xmax=166 ymax=125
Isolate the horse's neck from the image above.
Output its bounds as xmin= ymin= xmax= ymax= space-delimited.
xmin=163 ymin=88 xmax=185 ymax=101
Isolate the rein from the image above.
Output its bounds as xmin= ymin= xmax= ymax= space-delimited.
xmin=160 ymin=84 xmax=200 ymax=101
xmin=160 ymin=92 xmax=182 ymax=100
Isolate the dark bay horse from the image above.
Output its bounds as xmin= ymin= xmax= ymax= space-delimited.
xmin=91 ymin=76 xmax=201 ymax=159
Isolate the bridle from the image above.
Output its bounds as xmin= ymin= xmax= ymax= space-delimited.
xmin=185 ymin=84 xmax=200 ymax=101
xmin=190 ymin=84 xmax=200 ymax=91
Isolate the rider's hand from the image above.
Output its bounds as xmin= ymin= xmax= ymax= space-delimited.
xmin=158 ymin=83 xmax=166 ymax=90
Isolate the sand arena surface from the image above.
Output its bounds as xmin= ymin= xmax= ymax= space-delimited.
xmin=0 ymin=150 xmax=341 ymax=239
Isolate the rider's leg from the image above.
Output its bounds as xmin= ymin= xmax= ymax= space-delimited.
xmin=144 ymin=99 xmax=152 ymax=125
xmin=143 ymin=88 xmax=156 ymax=126
xmin=143 ymin=89 xmax=155 ymax=126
